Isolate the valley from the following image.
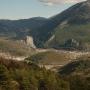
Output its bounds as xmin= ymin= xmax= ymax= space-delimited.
xmin=0 ymin=0 xmax=90 ymax=90
xmin=26 ymin=49 xmax=90 ymax=70
xmin=0 ymin=43 xmax=90 ymax=70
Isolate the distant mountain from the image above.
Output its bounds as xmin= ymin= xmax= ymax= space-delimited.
xmin=0 ymin=0 xmax=90 ymax=50
xmin=52 ymin=0 xmax=90 ymax=24
xmin=0 ymin=17 xmax=47 ymax=39
xmin=29 ymin=0 xmax=90 ymax=49
xmin=0 ymin=17 xmax=48 ymax=55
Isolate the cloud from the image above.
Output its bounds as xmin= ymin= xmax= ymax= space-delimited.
xmin=44 ymin=2 xmax=54 ymax=6
xmin=39 ymin=0 xmax=86 ymax=6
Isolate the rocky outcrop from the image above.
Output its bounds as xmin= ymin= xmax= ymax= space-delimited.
xmin=24 ymin=36 xmax=36 ymax=49
xmin=64 ymin=39 xmax=80 ymax=50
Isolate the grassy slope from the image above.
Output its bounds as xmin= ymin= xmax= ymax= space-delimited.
xmin=59 ymin=55 xmax=90 ymax=75
xmin=26 ymin=51 xmax=80 ymax=65
xmin=0 ymin=57 xmax=70 ymax=90
xmin=47 ymin=23 xmax=90 ymax=48
xmin=0 ymin=38 xmax=35 ymax=56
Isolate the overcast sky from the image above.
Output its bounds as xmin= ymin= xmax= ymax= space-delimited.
xmin=0 ymin=0 xmax=86 ymax=20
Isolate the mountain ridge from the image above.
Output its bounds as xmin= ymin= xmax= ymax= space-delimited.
xmin=0 ymin=0 xmax=90 ymax=50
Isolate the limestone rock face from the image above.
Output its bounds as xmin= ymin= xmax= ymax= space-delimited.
xmin=25 ymin=36 xmax=36 ymax=48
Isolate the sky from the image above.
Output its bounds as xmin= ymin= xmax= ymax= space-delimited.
xmin=0 ymin=0 xmax=86 ymax=20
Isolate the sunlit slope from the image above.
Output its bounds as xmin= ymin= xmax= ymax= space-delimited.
xmin=46 ymin=23 xmax=90 ymax=49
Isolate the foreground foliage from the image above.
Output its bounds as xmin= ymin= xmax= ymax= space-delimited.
xmin=0 ymin=58 xmax=69 ymax=90
xmin=0 ymin=56 xmax=90 ymax=90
